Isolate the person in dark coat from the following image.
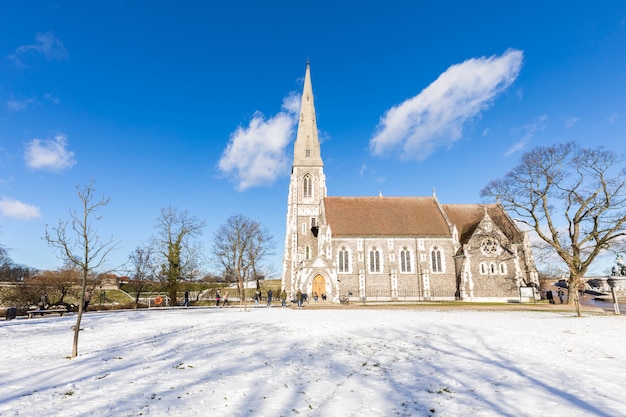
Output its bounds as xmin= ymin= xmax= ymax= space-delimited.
xmin=557 ymin=288 xmax=565 ymax=304
xmin=546 ymin=290 xmax=555 ymax=304
xmin=183 ymin=289 xmax=189 ymax=307
xmin=215 ymin=290 xmax=221 ymax=307
xmin=39 ymin=292 xmax=49 ymax=310
xmin=83 ymin=288 xmax=93 ymax=311
xmin=267 ymin=289 xmax=273 ymax=308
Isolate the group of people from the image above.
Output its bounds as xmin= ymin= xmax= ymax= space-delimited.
xmin=214 ymin=290 xmax=229 ymax=307
xmin=179 ymin=288 xmax=328 ymax=309
xmin=546 ymin=288 xmax=566 ymax=304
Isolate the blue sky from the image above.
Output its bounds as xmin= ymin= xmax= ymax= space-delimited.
xmin=1 ymin=1 xmax=625 ymax=276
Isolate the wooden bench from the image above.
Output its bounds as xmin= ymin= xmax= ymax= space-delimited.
xmin=27 ymin=309 xmax=67 ymax=319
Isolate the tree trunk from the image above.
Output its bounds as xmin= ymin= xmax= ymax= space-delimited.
xmin=168 ymin=280 xmax=178 ymax=307
xmin=72 ymin=276 xmax=87 ymax=358
xmin=567 ymin=274 xmax=583 ymax=317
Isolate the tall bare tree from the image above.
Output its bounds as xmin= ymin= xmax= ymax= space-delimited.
xmin=45 ymin=179 xmax=117 ymax=357
xmin=481 ymin=142 xmax=626 ymax=316
xmin=212 ymin=214 xmax=274 ymax=308
xmin=153 ymin=207 xmax=204 ymax=305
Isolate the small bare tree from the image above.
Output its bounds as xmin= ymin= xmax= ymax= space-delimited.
xmin=212 ymin=214 xmax=274 ymax=309
xmin=481 ymin=142 xmax=626 ymax=316
xmin=127 ymin=246 xmax=157 ymax=308
xmin=45 ymin=179 xmax=117 ymax=357
xmin=153 ymin=207 xmax=205 ymax=305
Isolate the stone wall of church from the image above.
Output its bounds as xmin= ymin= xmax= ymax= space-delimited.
xmin=330 ymin=236 xmax=458 ymax=300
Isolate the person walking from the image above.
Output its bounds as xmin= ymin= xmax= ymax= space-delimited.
xmin=254 ymin=290 xmax=260 ymax=308
xmin=296 ymin=289 xmax=303 ymax=309
xmin=183 ymin=289 xmax=189 ymax=307
xmin=557 ymin=288 xmax=565 ymax=304
xmin=215 ymin=290 xmax=221 ymax=307
xmin=267 ymin=289 xmax=273 ymax=308
xmin=546 ymin=290 xmax=555 ymax=304
xmin=280 ymin=289 xmax=287 ymax=308
xmin=222 ymin=291 xmax=229 ymax=307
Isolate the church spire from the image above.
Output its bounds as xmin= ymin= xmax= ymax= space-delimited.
xmin=293 ymin=61 xmax=323 ymax=167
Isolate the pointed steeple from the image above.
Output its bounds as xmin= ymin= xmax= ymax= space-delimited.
xmin=293 ymin=61 xmax=323 ymax=167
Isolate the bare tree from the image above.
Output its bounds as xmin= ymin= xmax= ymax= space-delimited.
xmin=481 ymin=142 xmax=626 ymax=316
xmin=45 ymin=179 xmax=118 ymax=357
xmin=212 ymin=214 xmax=274 ymax=309
xmin=153 ymin=207 xmax=204 ymax=305
xmin=127 ymin=246 xmax=157 ymax=308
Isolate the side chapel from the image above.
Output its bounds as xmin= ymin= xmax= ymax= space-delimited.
xmin=281 ymin=63 xmax=539 ymax=303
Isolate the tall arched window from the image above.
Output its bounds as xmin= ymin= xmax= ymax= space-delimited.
xmin=303 ymin=175 xmax=312 ymax=198
xmin=369 ymin=247 xmax=380 ymax=273
xmin=338 ymin=247 xmax=349 ymax=272
xmin=431 ymin=246 xmax=442 ymax=273
xmin=305 ymin=246 xmax=310 ymax=260
xmin=400 ymin=247 xmax=411 ymax=273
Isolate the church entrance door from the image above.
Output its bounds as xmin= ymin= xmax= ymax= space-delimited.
xmin=312 ymin=274 xmax=326 ymax=300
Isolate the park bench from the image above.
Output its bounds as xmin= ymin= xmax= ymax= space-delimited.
xmin=27 ymin=308 xmax=68 ymax=319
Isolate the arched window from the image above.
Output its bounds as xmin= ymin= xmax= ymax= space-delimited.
xmin=480 ymin=262 xmax=488 ymax=275
xmin=338 ymin=247 xmax=349 ymax=273
xmin=400 ymin=247 xmax=411 ymax=273
xmin=431 ymin=246 xmax=443 ymax=273
xmin=490 ymin=263 xmax=497 ymax=274
xmin=303 ymin=175 xmax=312 ymax=198
xmin=499 ymin=262 xmax=507 ymax=275
xmin=305 ymin=246 xmax=310 ymax=260
xmin=369 ymin=247 xmax=380 ymax=273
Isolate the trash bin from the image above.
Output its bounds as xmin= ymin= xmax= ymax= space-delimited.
xmin=5 ymin=307 xmax=17 ymax=320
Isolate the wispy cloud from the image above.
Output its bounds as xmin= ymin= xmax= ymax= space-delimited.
xmin=0 ymin=198 xmax=41 ymax=220
xmin=7 ymin=31 xmax=68 ymax=67
xmin=218 ymin=94 xmax=299 ymax=190
xmin=504 ymin=115 xmax=547 ymax=156
xmin=24 ymin=133 xmax=76 ymax=171
xmin=7 ymin=97 xmax=35 ymax=111
xmin=564 ymin=116 xmax=579 ymax=128
xmin=370 ymin=49 xmax=523 ymax=160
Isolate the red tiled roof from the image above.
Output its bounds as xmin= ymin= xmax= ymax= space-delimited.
xmin=324 ymin=196 xmax=450 ymax=237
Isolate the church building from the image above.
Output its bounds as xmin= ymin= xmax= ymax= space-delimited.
xmin=281 ymin=63 xmax=539 ymax=303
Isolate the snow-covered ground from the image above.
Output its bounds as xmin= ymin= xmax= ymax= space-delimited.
xmin=1 ymin=307 xmax=624 ymax=417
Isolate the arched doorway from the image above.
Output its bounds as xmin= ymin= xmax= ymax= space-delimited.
xmin=312 ymin=274 xmax=326 ymax=301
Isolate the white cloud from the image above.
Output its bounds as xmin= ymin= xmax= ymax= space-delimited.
xmin=370 ymin=49 xmax=523 ymax=160
xmin=504 ymin=115 xmax=547 ymax=156
xmin=8 ymin=31 xmax=68 ymax=67
xmin=218 ymin=94 xmax=299 ymax=190
xmin=0 ymin=198 xmax=41 ymax=220
xmin=24 ymin=133 xmax=76 ymax=171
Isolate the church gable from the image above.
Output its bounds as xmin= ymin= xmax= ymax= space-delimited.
xmin=442 ymin=204 xmax=522 ymax=245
